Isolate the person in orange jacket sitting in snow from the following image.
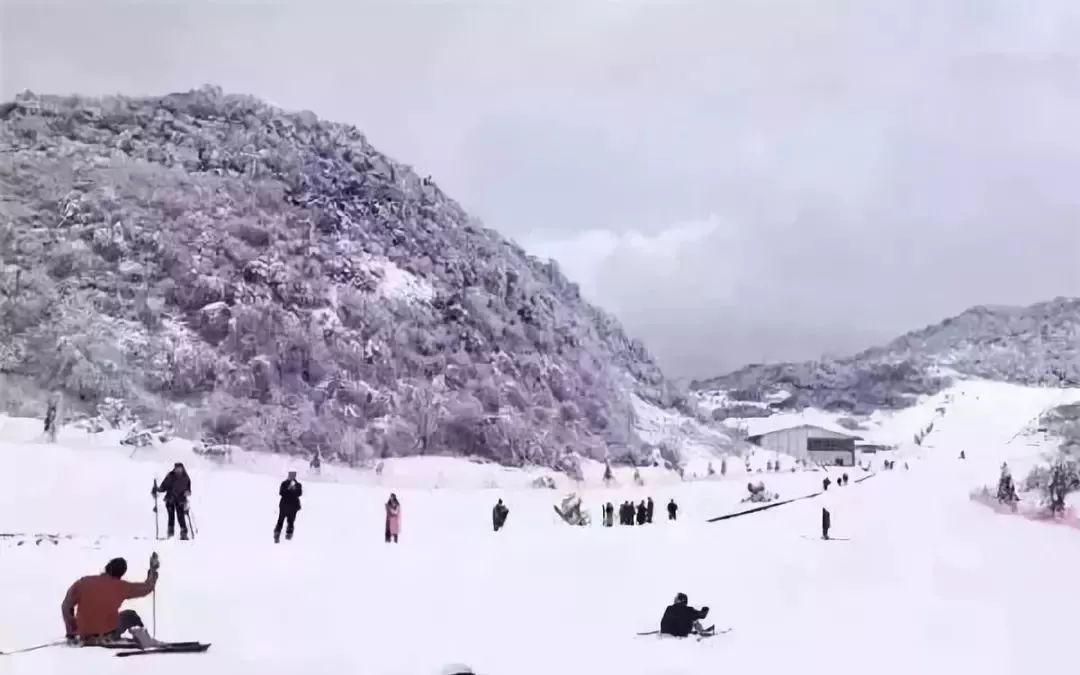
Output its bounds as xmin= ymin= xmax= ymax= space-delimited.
xmin=61 ymin=554 xmax=164 ymax=647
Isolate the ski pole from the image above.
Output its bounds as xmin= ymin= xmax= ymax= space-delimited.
xmin=187 ymin=506 xmax=197 ymax=539
xmin=151 ymin=479 xmax=160 ymax=541
xmin=0 ymin=639 xmax=66 ymax=656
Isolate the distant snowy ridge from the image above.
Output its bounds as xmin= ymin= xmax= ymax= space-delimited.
xmin=693 ymin=298 xmax=1080 ymax=417
xmin=0 ymin=86 xmax=721 ymax=472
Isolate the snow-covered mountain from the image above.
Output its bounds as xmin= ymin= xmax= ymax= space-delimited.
xmin=692 ymin=298 xmax=1080 ymax=419
xmin=0 ymin=86 xmax=722 ymax=470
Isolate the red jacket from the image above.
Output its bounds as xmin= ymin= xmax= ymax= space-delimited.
xmin=61 ymin=572 xmax=157 ymax=637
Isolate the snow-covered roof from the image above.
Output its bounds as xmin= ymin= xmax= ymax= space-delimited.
xmin=740 ymin=417 xmax=861 ymax=440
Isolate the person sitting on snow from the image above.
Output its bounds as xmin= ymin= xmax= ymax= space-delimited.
xmin=660 ymin=593 xmax=713 ymax=637
xmin=62 ymin=554 xmax=164 ymax=647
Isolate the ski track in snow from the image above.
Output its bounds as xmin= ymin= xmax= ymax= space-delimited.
xmin=4 ymin=380 xmax=1080 ymax=674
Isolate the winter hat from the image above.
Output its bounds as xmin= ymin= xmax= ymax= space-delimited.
xmin=104 ymin=558 xmax=128 ymax=578
xmin=674 ymin=592 xmax=688 ymax=604
xmin=440 ymin=665 xmax=474 ymax=675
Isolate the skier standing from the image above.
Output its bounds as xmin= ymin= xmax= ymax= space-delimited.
xmin=667 ymin=499 xmax=678 ymax=521
xmin=603 ymin=502 xmax=614 ymax=527
xmin=636 ymin=500 xmax=647 ymax=525
xmin=659 ymin=593 xmax=712 ymax=637
xmin=385 ymin=493 xmax=401 ymax=543
xmin=645 ymin=497 xmax=655 ymax=523
xmin=492 ymin=499 xmax=509 ymax=532
xmin=153 ymin=463 xmax=192 ymax=540
xmin=61 ymin=553 xmax=164 ymax=647
xmin=822 ymin=476 xmax=831 ymax=491
xmin=821 ymin=507 xmax=831 ymax=540
xmin=274 ymin=471 xmax=303 ymax=543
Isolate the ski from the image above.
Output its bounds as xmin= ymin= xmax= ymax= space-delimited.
xmin=93 ymin=640 xmax=203 ymax=650
xmin=115 ymin=642 xmax=210 ymax=657
xmin=636 ymin=627 xmax=731 ymax=640
xmin=801 ymin=535 xmax=850 ymax=541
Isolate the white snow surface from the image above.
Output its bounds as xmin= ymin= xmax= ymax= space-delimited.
xmin=4 ymin=379 xmax=1080 ymax=675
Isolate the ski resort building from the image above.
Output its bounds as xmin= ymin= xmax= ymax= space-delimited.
xmin=744 ymin=422 xmax=860 ymax=466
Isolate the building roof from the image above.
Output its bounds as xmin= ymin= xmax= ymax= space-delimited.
xmin=743 ymin=420 xmax=862 ymax=441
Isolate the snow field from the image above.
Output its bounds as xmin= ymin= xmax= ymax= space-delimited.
xmin=4 ymin=379 xmax=1080 ymax=674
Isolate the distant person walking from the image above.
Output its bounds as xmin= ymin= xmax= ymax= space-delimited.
xmin=492 ymin=499 xmax=509 ymax=532
xmin=645 ymin=497 xmax=655 ymax=523
xmin=667 ymin=499 xmax=678 ymax=521
xmin=43 ymin=396 xmax=59 ymax=443
xmin=821 ymin=507 xmax=831 ymax=540
xmin=274 ymin=471 xmax=303 ymax=543
xmin=385 ymin=493 xmax=401 ymax=543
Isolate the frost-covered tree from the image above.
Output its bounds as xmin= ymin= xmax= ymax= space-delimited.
xmin=0 ymin=87 xmax=714 ymax=472
xmin=997 ymin=462 xmax=1018 ymax=504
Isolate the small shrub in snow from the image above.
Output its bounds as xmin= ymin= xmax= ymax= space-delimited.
xmin=531 ymin=475 xmax=557 ymax=489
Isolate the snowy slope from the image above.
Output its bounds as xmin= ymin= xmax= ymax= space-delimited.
xmin=4 ymin=394 xmax=1080 ymax=675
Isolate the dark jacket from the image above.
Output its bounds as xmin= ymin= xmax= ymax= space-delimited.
xmin=822 ymin=508 xmax=831 ymax=528
xmin=493 ymin=504 xmax=509 ymax=528
xmin=158 ymin=470 xmax=191 ymax=504
xmin=279 ymin=479 xmax=303 ymax=511
xmin=660 ymin=603 xmax=709 ymax=637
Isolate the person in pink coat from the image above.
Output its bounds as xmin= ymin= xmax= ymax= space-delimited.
xmin=384 ymin=493 xmax=401 ymax=543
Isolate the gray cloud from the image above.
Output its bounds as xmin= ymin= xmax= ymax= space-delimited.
xmin=4 ymin=0 xmax=1080 ymax=377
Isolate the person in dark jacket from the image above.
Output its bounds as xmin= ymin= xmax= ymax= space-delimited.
xmin=44 ymin=397 xmax=59 ymax=442
xmin=645 ymin=497 xmax=655 ymax=523
xmin=822 ymin=476 xmax=831 ymax=491
xmin=274 ymin=471 xmax=303 ymax=543
xmin=636 ymin=500 xmax=647 ymax=525
xmin=667 ymin=499 xmax=678 ymax=521
xmin=821 ymin=507 xmax=831 ymax=540
xmin=492 ymin=499 xmax=509 ymax=532
xmin=603 ymin=502 xmax=614 ymax=527
xmin=660 ymin=593 xmax=712 ymax=637
xmin=153 ymin=463 xmax=192 ymax=540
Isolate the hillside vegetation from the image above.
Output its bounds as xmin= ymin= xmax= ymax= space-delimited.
xmin=0 ymin=86 xmax=694 ymax=469
xmin=694 ymin=299 xmax=1080 ymax=417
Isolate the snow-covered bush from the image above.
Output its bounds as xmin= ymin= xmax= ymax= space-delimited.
xmin=530 ymin=476 xmax=557 ymax=489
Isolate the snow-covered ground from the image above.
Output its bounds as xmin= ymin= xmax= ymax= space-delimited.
xmin=3 ymin=379 xmax=1080 ymax=675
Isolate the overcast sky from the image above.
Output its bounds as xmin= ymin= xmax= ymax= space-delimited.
xmin=4 ymin=0 xmax=1080 ymax=377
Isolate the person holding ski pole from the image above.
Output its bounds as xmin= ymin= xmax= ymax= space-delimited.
xmin=660 ymin=593 xmax=713 ymax=637
xmin=153 ymin=463 xmax=192 ymax=540
xmin=62 ymin=553 xmax=165 ymax=648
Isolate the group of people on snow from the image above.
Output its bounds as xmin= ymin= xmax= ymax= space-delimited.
xmin=821 ymin=473 xmax=850 ymax=491
xmin=601 ymin=498 xmax=678 ymax=526
xmin=150 ymin=463 xmax=404 ymax=544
